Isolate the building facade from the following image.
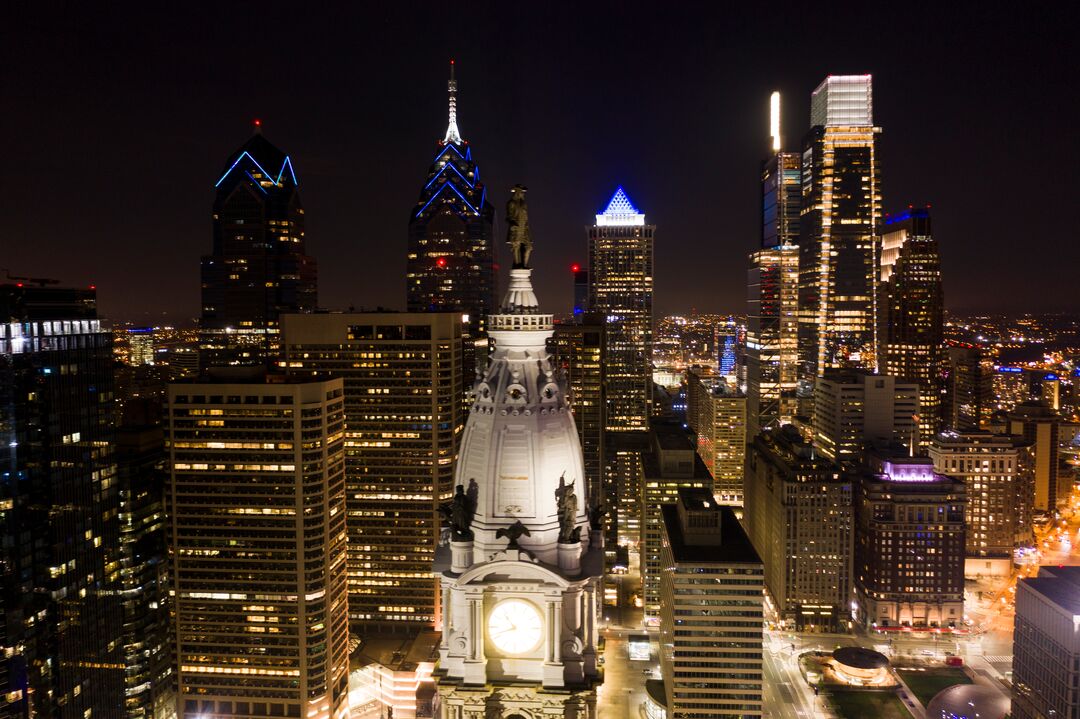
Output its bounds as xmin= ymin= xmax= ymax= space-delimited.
xmin=640 ymin=424 xmax=713 ymax=621
xmin=553 ymin=316 xmax=607 ymax=518
xmin=1008 ymin=401 xmax=1062 ymax=512
xmin=744 ymin=427 xmax=852 ymax=631
xmin=797 ymin=75 xmax=882 ymax=403
xmin=406 ymin=62 xmax=495 ymax=345
xmin=930 ymin=431 xmax=1035 ymax=576
xmin=116 ymin=424 xmax=174 ymax=719
xmin=659 ymin=489 xmax=764 ymax=719
xmin=167 ymin=375 xmax=350 ymax=719
xmin=281 ymin=312 xmax=464 ymax=632
xmin=434 ymin=228 xmax=602 ymax=718
xmin=812 ymin=370 xmax=920 ymax=462
xmin=879 ymin=208 xmax=945 ymax=447
xmin=853 ymin=457 xmax=966 ymax=629
xmin=1012 ymin=566 xmax=1080 ymax=719
xmin=686 ymin=371 xmax=747 ymax=505
xmin=200 ymin=126 xmax=316 ymax=366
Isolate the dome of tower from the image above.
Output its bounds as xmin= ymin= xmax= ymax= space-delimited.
xmin=454 ymin=268 xmax=589 ymax=565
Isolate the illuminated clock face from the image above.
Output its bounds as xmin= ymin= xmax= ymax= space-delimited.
xmin=487 ymin=599 xmax=543 ymax=655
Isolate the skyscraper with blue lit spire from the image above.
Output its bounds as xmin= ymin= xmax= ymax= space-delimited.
xmin=406 ymin=61 xmax=495 ymax=341
xmin=200 ymin=122 xmax=316 ymax=366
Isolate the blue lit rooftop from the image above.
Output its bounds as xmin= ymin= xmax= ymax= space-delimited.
xmin=596 ymin=186 xmax=645 ymax=226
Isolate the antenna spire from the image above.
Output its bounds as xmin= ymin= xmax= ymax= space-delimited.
xmin=443 ymin=59 xmax=463 ymax=145
xmin=769 ymin=91 xmax=781 ymax=152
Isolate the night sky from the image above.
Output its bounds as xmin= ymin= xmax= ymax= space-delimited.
xmin=5 ymin=3 xmax=1079 ymax=323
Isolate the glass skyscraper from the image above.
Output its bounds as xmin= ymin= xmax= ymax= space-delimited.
xmin=406 ymin=62 xmax=496 ymax=342
xmin=200 ymin=124 xmax=317 ymax=367
xmin=797 ymin=75 xmax=882 ymax=405
xmin=0 ymin=283 xmax=125 ymax=717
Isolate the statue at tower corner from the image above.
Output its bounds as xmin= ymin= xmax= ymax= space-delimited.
xmin=588 ymin=501 xmax=607 ymax=532
xmin=505 ymin=184 xmax=532 ymax=269
xmin=440 ymin=484 xmax=476 ymax=541
xmin=556 ymin=473 xmax=580 ymax=544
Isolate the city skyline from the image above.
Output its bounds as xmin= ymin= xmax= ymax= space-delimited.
xmin=5 ymin=3 xmax=1080 ymax=321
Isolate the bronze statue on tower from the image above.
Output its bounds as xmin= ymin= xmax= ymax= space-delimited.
xmin=505 ymin=184 xmax=532 ymax=269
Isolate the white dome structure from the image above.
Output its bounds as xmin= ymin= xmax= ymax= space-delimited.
xmin=455 ymin=267 xmax=590 ymax=565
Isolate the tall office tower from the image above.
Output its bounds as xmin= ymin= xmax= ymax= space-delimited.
xmin=747 ymin=245 xmax=799 ymax=435
xmin=1008 ymin=400 xmax=1062 ymax=512
xmin=747 ymin=92 xmax=802 ymax=434
xmin=434 ymin=213 xmax=602 ymax=718
xmin=853 ymin=454 xmax=966 ymax=629
xmin=571 ymin=263 xmax=589 ymax=316
xmin=930 ymin=431 xmax=1035 ymax=577
xmin=658 ymin=489 xmax=763 ymax=719
xmin=797 ymin=75 xmax=882 ymax=404
xmin=686 ymin=370 xmax=747 ymax=505
xmin=588 ymin=186 xmax=654 ymax=433
xmin=167 ymin=375 xmax=350 ymax=719
xmin=812 ymin=370 xmax=920 ymax=462
xmin=744 ymin=427 xmax=851 ymax=630
xmin=200 ymin=123 xmax=317 ymax=366
xmin=879 ymin=207 xmax=945 ymax=447
xmin=406 ymin=61 xmax=496 ymax=344
xmin=1012 ymin=566 xmax=1080 ymax=718
xmin=0 ymin=283 xmax=124 ymax=718
xmin=589 ymin=187 xmax=653 ymax=555
xmin=116 ymin=423 xmax=174 ymax=719
xmin=553 ymin=316 xmax=607 ymax=515
xmin=640 ymin=423 xmax=713 ymax=621
xmin=282 ymin=313 xmax=464 ymax=632
xmin=945 ymin=345 xmax=994 ymax=430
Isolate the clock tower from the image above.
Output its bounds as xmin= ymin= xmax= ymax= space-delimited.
xmin=434 ymin=186 xmax=603 ymax=719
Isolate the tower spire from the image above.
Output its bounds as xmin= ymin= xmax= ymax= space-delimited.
xmin=443 ymin=59 xmax=463 ymax=145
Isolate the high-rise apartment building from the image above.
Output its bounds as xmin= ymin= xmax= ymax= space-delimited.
xmin=200 ymin=125 xmax=317 ymax=366
xmin=744 ymin=427 xmax=852 ymax=630
xmin=281 ymin=313 xmax=464 ymax=632
xmin=797 ymin=75 xmax=882 ymax=403
xmin=0 ymin=283 xmax=125 ymax=718
xmin=879 ymin=207 xmax=945 ymax=447
xmin=930 ymin=431 xmax=1035 ymax=577
xmin=812 ymin=370 xmax=920 ymax=462
xmin=1012 ymin=566 xmax=1080 ymax=719
xmin=406 ymin=62 xmax=495 ymax=343
xmin=116 ymin=423 xmax=174 ymax=719
xmin=588 ymin=186 xmax=654 ymax=433
xmin=640 ymin=424 xmax=713 ymax=620
xmin=1008 ymin=401 xmax=1062 ymax=512
xmin=553 ymin=316 xmax=606 ymax=511
xmin=659 ymin=488 xmax=764 ymax=719
xmin=853 ymin=456 xmax=966 ymax=629
xmin=686 ymin=370 xmax=747 ymax=504
xmin=944 ymin=345 xmax=994 ymax=431
xmin=167 ymin=374 xmax=349 ymax=719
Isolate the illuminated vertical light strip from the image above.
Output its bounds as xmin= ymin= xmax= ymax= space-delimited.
xmin=443 ymin=59 xmax=463 ymax=145
xmin=770 ymin=91 xmax=781 ymax=152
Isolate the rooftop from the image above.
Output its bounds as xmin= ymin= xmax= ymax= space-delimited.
xmin=661 ymin=502 xmax=760 ymax=565
xmin=1024 ymin=566 xmax=1080 ymax=615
